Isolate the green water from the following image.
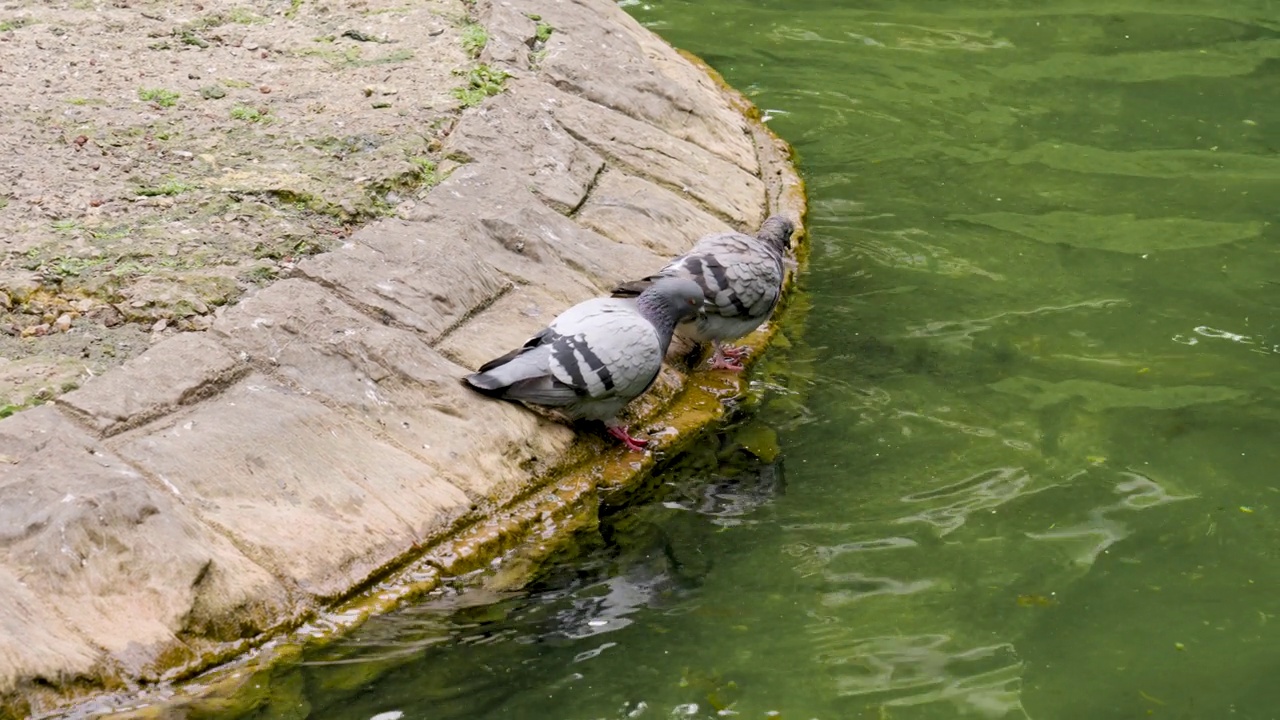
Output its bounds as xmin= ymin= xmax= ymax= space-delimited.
xmin=193 ymin=2 xmax=1280 ymax=718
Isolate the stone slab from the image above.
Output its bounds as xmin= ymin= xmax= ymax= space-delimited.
xmin=112 ymin=374 xmax=472 ymax=600
xmin=443 ymin=83 xmax=605 ymax=213
xmin=575 ymin=169 xmax=735 ymax=257
xmin=57 ymin=332 xmax=245 ymax=437
xmin=481 ymin=0 xmax=538 ymax=68
xmin=296 ymin=218 xmax=511 ymax=343
xmin=213 ymin=279 xmax=572 ymax=502
xmin=0 ymin=406 xmax=290 ymax=681
xmin=546 ymin=85 xmax=766 ymax=228
xmin=403 ymin=163 xmax=669 ymax=293
xmin=436 ymin=283 xmax=574 ymax=373
xmin=520 ymin=0 xmax=759 ymax=174
xmin=0 ymin=564 xmax=103 ymax=695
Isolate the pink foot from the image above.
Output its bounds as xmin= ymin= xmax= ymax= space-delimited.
xmin=708 ymin=344 xmax=746 ymax=372
xmin=607 ymin=425 xmax=649 ymax=452
xmin=719 ymin=344 xmax=750 ymax=359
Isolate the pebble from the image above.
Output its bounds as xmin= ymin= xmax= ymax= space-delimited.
xmin=54 ymin=313 xmax=73 ymax=332
xmin=151 ymin=318 xmax=168 ymax=334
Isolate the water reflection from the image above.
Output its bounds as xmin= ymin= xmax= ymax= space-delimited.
xmin=1027 ymin=471 xmax=1194 ymax=567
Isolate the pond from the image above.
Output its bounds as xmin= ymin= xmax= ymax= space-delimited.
xmin=185 ymin=1 xmax=1280 ymax=718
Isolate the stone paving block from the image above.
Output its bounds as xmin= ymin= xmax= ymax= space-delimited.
xmin=546 ymin=85 xmax=766 ymax=229
xmin=214 ymin=279 xmax=572 ymax=503
xmin=436 ymin=284 xmax=572 ymax=373
xmin=522 ymin=0 xmax=759 ymax=174
xmin=57 ymin=332 xmax=245 ymax=437
xmin=296 ymin=218 xmax=510 ymax=343
xmin=114 ymin=374 xmax=472 ymax=600
xmin=403 ymin=164 xmax=668 ymax=293
xmin=0 ymin=564 xmax=104 ymax=695
xmin=443 ymin=84 xmax=605 ymax=213
xmin=0 ymin=406 xmax=290 ymax=681
xmin=575 ymin=169 xmax=735 ymax=257
xmin=481 ymin=0 xmax=537 ymax=68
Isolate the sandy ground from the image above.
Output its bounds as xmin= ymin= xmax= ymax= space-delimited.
xmin=0 ymin=0 xmax=476 ymax=413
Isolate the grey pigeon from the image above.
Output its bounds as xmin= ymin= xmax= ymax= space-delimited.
xmin=463 ymin=276 xmax=704 ymax=451
xmin=614 ymin=215 xmax=796 ymax=371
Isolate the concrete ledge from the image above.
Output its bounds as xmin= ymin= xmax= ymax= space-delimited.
xmin=0 ymin=0 xmax=807 ymax=715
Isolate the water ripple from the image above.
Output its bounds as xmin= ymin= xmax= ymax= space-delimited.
xmin=896 ymin=467 xmax=1049 ymax=536
xmin=1026 ymin=470 xmax=1195 ymax=566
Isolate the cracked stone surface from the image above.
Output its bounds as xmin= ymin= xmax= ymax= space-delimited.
xmin=0 ymin=0 xmax=805 ymax=715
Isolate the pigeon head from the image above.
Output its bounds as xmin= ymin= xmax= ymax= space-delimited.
xmin=756 ymin=215 xmax=795 ymax=254
xmin=636 ymin=276 xmax=705 ymax=347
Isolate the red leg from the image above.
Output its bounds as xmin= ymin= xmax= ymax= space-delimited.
xmin=607 ymin=424 xmax=649 ymax=452
xmin=708 ymin=342 xmax=745 ymax=372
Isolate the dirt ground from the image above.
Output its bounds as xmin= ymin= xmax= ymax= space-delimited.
xmin=0 ymin=0 xmax=480 ymax=414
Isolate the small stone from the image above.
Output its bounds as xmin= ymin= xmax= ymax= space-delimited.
xmin=54 ymin=313 xmax=73 ymax=332
xmin=130 ymin=300 xmax=147 ymax=308
xmin=151 ymin=318 xmax=168 ymax=334
xmin=199 ymin=85 xmax=226 ymax=100
xmin=95 ymin=305 xmax=124 ymax=328
xmin=0 ymin=291 xmax=9 ymax=310
xmin=166 ymin=246 xmax=179 ymax=257
xmin=259 ymin=85 xmax=271 ymax=94
xmin=191 ymin=299 xmax=209 ymax=314
xmin=21 ymin=323 xmax=50 ymax=338
xmin=72 ymin=298 xmax=94 ymax=313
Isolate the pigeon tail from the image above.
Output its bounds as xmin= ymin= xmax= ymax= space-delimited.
xmin=463 ymin=344 xmax=553 ymax=396
xmin=610 ymin=276 xmax=656 ymax=298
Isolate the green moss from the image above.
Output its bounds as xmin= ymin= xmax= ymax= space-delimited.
xmin=178 ymin=30 xmax=210 ymax=48
xmin=535 ymin=22 xmax=553 ymax=43
xmin=139 ymin=87 xmax=181 ymax=108
xmin=137 ymin=178 xmax=197 ymax=196
xmin=0 ymin=18 xmax=32 ymax=32
xmin=451 ymin=65 xmax=510 ymax=108
xmin=230 ymin=105 xmax=270 ymax=123
xmin=461 ymin=23 xmax=488 ymax=58
xmin=285 ymin=0 xmax=304 ymax=18
xmin=226 ymin=7 xmax=263 ymax=24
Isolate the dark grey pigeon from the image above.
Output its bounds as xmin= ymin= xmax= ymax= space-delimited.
xmin=463 ymin=276 xmax=704 ymax=451
xmin=614 ymin=215 xmax=796 ymax=371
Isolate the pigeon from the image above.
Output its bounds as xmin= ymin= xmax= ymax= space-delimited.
xmin=613 ymin=215 xmax=796 ymax=371
xmin=463 ymin=276 xmax=704 ymax=451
